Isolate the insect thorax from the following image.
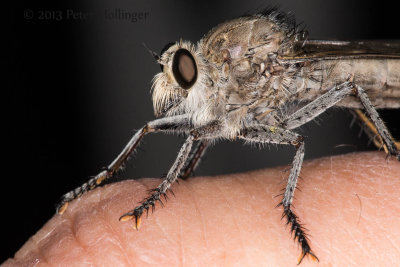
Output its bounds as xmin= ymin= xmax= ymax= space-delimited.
xmin=151 ymin=12 xmax=323 ymax=138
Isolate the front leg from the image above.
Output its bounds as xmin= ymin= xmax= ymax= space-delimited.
xmin=120 ymin=135 xmax=194 ymax=229
xmin=120 ymin=121 xmax=220 ymax=229
xmin=57 ymin=114 xmax=191 ymax=214
xmin=239 ymin=125 xmax=318 ymax=264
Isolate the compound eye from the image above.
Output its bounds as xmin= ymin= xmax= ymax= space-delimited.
xmin=172 ymin=49 xmax=197 ymax=89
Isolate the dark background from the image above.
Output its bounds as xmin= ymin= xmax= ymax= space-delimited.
xmin=5 ymin=0 xmax=399 ymax=262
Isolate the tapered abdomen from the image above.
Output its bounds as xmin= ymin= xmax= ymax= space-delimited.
xmin=318 ymin=59 xmax=400 ymax=108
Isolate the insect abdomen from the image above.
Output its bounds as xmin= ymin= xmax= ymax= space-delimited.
xmin=305 ymin=59 xmax=400 ymax=109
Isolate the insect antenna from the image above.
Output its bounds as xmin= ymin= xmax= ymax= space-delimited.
xmin=142 ymin=42 xmax=160 ymax=62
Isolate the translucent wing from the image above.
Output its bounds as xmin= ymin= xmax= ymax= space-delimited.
xmin=279 ymin=39 xmax=400 ymax=61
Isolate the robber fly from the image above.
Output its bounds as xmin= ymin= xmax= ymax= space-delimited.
xmin=57 ymin=9 xmax=400 ymax=264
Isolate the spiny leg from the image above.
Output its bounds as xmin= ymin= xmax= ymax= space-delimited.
xmin=239 ymin=125 xmax=318 ymax=264
xmin=119 ymin=135 xmax=194 ymax=229
xmin=281 ymin=81 xmax=399 ymax=160
xmin=57 ymin=114 xmax=191 ymax=214
xmin=280 ymin=141 xmax=318 ymax=264
xmin=270 ymin=81 xmax=400 ymax=262
xmin=354 ymin=84 xmax=399 ymax=159
xmin=281 ymin=81 xmax=355 ymax=130
xmin=120 ymin=121 xmax=220 ymax=229
xmin=179 ymin=140 xmax=209 ymax=180
xmin=350 ymin=109 xmax=386 ymax=150
xmin=351 ymin=109 xmax=400 ymax=153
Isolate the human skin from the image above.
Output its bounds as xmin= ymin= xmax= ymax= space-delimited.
xmin=3 ymin=152 xmax=400 ymax=266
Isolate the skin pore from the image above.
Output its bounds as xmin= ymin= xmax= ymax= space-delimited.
xmin=3 ymin=152 xmax=400 ymax=266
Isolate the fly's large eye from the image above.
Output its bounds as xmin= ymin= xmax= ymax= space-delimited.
xmin=172 ymin=49 xmax=197 ymax=89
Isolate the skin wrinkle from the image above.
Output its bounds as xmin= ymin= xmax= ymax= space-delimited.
xmin=19 ymin=251 xmax=47 ymax=267
xmin=241 ymin=171 xmax=274 ymax=212
xmin=81 ymin=190 xmax=119 ymax=266
xmin=236 ymin=170 xmax=284 ymax=260
xmin=344 ymin=227 xmax=363 ymax=266
xmin=132 ymin=179 xmax=177 ymax=265
xmin=50 ymin=216 xmax=89 ymax=266
xmin=192 ymin=176 xmax=230 ymax=263
xmin=364 ymin=199 xmax=386 ymax=262
xmin=330 ymin=156 xmax=334 ymax=182
xmin=207 ymin=178 xmax=227 ymax=266
xmin=164 ymin=183 xmax=196 ymax=265
xmin=387 ymin=233 xmax=400 ymax=256
xmin=234 ymin=173 xmax=256 ymax=212
xmin=305 ymin=166 xmax=328 ymax=262
xmin=110 ymin=180 xmax=152 ymax=266
xmin=300 ymin=156 xmax=338 ymax=258
xmin=347 ymin=155 xmax=397 ymax=264
xmin=234 ymin=172 xmax=269 ymax=257
xmin=70 ymin=207 xmax=97 ymax=267
xmin=211 ymin=176 xmax=251 ymax=264
xmin=179 ymin=201 xmax=184 ymax=267
xmin=244 ymin=169 xmax=266 ymax=196
xmin=195 ymin=178 xmax=226 ymax=266
xmin=153 ymin=206 xmax=176 ymax=251
xmin=71 ymin=180 xmax=139 ymax=266
xmin=175 ymin=179 xmax=199 ymax=266
xmin=177 ymin=179 xmax=204 ymax=267
xmin=96 ymin=223 xmax=131 ymax=267
xmin=380 ymin=225 xmax=399 ymax=259
xmin=180 ymin=179 xmax=209 ymax=250
xmin=177 ymin=180 xmax=184 ymax=267
xmin=97 ymin=197 xmax=134 ymax=267
xmin=30 ymin=217 xmax=70 ymax=263
xmin=30 ymin=227 xmax=50 ymax=266
xmin=40 ymin=213 xmax=76 ymax=266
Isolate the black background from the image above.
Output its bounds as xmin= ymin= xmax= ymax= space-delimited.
xmin=5 ymin=0 xmax=399 ymax=262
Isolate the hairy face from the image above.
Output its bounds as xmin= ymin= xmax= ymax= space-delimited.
xmin=152 ymin=41 xmax=209 ymax=117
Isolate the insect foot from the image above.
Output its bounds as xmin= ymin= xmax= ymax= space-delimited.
xmin=279 ymin=204 xmax=319 ymax=264
xmin=119 ymin=208 xmax=143 ymax=230
xmin=119 ymin=188 xmax=168 ymax=230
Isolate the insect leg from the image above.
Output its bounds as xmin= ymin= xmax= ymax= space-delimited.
xmin=119 ymin=121 xmax=220 ymax=229
xmin=119 ymin=135 xmax=194 ymax=229
xmin=281 ymin=81 xmax=355 ymax=130
xmin=353 ymin=84 xmax=399 ymax=159
xmin=351 ymin=109 xmax=400 ymax=152
xmin=179 ymin=140 xmax=209 ymax=179
xmin=57 ymin=114 xmax=191 ymax=214
xmin=281 ymin=81 xmax=399 ymax=159
xmin=239 ymin=125 xmax=318 ymax=264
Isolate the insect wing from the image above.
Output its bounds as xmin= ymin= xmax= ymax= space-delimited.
xmin=279 ymin=39 xmax=400 ymax=61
